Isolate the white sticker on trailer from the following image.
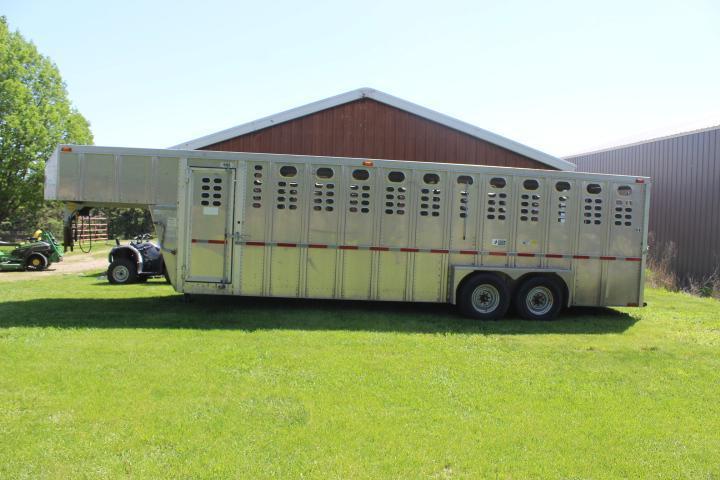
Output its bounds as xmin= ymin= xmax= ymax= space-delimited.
xmin=203 ymin=207 xmax=219 ymax=216
xmin=491 ymin=239 xmax=507 ymax=247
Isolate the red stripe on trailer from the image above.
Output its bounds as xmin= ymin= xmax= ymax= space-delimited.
xmin=236 ymin=242 xmax=639 ymax=263
xmin=207 ymin=240 xmax=226 ymax=245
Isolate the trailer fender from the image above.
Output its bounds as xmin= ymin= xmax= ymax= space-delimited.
xmin=108 ymin=245 xmax=144 ymax=273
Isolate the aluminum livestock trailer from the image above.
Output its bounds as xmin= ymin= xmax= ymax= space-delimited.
xmin=45 ymin=145 xmax=651 ymax=320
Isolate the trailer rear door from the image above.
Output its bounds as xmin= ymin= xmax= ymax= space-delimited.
xmin=185 ymin=167 xmax=235 ymax=283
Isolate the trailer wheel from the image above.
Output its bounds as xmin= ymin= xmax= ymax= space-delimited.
xmin=108 ymin=259 xmax=137 ymax=284
xmin=26 ymin=253 xmax=48 ymax=271
xmin=514 ymin=276 xmax=564 ymax=321
xmin=457 ymin=273 xmax=510 ymax=320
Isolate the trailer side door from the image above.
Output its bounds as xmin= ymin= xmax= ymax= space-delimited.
xmin=185 ymin=167 xmax=235 ymax=283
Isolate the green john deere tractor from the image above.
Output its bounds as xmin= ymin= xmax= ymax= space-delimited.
xmin=0 ymin=230 xmax=64 ymax=272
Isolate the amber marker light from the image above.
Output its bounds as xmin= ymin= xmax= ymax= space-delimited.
xmin=362 ymin=160 xmax=374 ymax=167
xmin=60 ymin=146 xmax=73 ymax=152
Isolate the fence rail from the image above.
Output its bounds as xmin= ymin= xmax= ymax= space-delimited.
xmin=75 ymin=215 xmax=109 ymax=242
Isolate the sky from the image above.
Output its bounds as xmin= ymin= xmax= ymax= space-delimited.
xmin=4 ymin=0 xmax=720 ymax=157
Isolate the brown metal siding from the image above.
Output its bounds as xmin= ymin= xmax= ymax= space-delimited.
xmin=569 ymin=127 xmax=720 ymax=281
xmin=201 ymin=98 xmax=554 ymax=170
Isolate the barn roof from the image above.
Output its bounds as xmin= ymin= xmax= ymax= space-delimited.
xmin=171 ymin=88 xmax=575 ymax=171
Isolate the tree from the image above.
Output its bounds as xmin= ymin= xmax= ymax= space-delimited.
xmin=0 ymin=16 xmax=92 ymax=235
xmin=104 ymin=207 xmax=153 ymax=240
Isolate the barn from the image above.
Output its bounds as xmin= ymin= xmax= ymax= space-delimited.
xmin=172 ymin=88 xmax=574 ymax=171
xmin=567 ymin=125 xmax=720 ymax=284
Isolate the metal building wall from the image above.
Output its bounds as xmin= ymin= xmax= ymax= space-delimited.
xmin=567 ymin=126 xmax=720 ymax=281
xmin=201 ymin=98 xmax=555 ymax=170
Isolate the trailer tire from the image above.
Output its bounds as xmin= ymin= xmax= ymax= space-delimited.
xmin=108 ymin=259 xmax=137 ymax=285
xmin=514 ymin=276 xmax=563 ymax=321
xmin=457 ymin=273 xmax=511 ymax=320
xmin=26 ymin=253 xmax=48 ymax=271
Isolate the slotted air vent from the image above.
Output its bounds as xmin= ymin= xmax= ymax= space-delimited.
xmin=349 ymin=169 xmax=371 ymax=214
xmin=200 ymin=176 xmax=222 ymax=207
xmin=519 ymin=179 xmax=541 ymax=222
xmin=487 ymin=177 xmax=507 ymax=221
xmin=384 ymin=172 xmax=407 ymax=215
xmin=615 ymin=186 xmax=634 ymax=226
xmin=251 ymin=164 xmax=263 ymax=208
xmin=313 ymin=180 xmax=335 ymax=212
xmin=419 ymin=173 xmax=442 ymax=217
xmin=277 ymin=171 xmax=299 ymax=210
xmin=457 ymin=176 xmax=473 ymax=218
xmin=583 ymin=183 xmax=602 ymax=225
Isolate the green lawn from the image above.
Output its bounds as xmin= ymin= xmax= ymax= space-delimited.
xmin=1 ymin=272 xmax=718 ymax=479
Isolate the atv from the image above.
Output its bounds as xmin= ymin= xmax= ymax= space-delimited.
xmin=107 ymin=234 xmax=169 ymax=284
xmin=0 ymin=230 xmax=63 ymax=272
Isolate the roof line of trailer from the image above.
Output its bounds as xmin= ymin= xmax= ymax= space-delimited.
xmin=169 ymin=88 xmax=576 ymax=171
xmin=565 ymin=123 xmax=720 ymax=159
xmin=56 ymin=145 xmax=646 ymax=182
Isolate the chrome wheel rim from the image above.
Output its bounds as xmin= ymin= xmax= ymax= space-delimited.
xmin=525 ymin=286 xmax=553 ymax=316
xmin=471 ymin=284 xmax=500 ymax=313
xmin=113 ymin=265 xmax=130 ymax=283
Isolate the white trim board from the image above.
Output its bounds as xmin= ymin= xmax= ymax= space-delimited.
xmin=170 ymin=88 xmax=575 ymax=171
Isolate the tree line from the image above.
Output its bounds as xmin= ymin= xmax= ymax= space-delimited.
xmin=0 ymin=17 xmax=151 ymax=242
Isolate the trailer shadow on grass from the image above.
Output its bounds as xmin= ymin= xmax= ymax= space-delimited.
xmin=0 ymin=292 xmax=638 ymax=335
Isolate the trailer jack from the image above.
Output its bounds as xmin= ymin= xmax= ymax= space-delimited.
xmin=63 ymin=205 xmax=93 ymax=253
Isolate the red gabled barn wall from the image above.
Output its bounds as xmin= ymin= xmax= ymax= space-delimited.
xmin=200 ymin=98 xmax=555 ymax=170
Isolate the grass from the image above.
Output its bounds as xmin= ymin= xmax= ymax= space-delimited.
xmin=0 ymin=272 xmax=719 ymax=479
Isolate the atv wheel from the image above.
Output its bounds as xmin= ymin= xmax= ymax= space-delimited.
xmin=26 ymin=253 xmax=48 ymax=271
xmin=108 ymin=259 xmax=137 ymax=284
